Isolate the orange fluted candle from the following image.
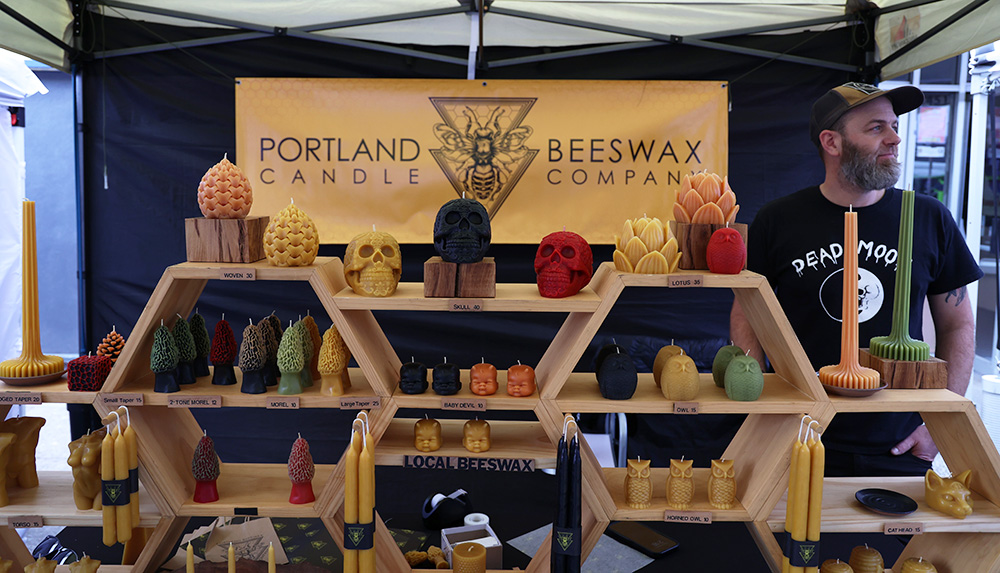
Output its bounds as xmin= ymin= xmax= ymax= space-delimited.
xmin=0 ymin=200 xmax=64 ymax=378
xmin=452 ymin=542 xmax=487 ymax=573
xmin=819 ymin=207 xmax=880 ymax=389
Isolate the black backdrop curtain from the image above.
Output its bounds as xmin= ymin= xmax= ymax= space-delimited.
xmin=78 ymin=15 xmax=858 ymax=466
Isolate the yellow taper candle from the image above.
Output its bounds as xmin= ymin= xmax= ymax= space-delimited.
xmin=114 ymin=422 xmax=132 ymax=543
xmin=0 ymin=200 xmax=64 ymax=378
xmin=783 ymin=431 xmax=802 ymax=573
xmin=343 ymin=421 xmax=362 ymax=573
xmin=359 ymin=417 xmax=376 ymax=573
xmin=805 ymin=424 xmax=825 ymax=573
xmin=187 ymin=542 xmax=194 ymax=573
xmin=101 ymin=427 xmax=117 ymax=547
xmin=268 ymin=542 xmax=276 ymax=573
xmin=228 ymin=542 xmax=235 ymax=573
xmin=790 ymin=439 xmax=811 ymax=573
xmin=819 ymin=207 xmax=880 ymax=389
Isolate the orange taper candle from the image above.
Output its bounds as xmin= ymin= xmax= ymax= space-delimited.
xmin=818 ymin=207 xmax=880 ymax=389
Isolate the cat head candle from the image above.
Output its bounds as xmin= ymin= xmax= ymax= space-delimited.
xmin=344 ymin=230 xmax=402 ymax=297
xmin=462 ymin=419 xmax=491 ymax=453
xmin=470 ymin=362 xmax=498 ymax=396
xmin=925 ymin=469 xmax=973 ymax=519
xmin=433 ymin=198 xmax=491 ymax=263
xmin=534 ymin=231 xmax=593 ymax=298
xmin=414 ymin=418 xmax=442 ymax=452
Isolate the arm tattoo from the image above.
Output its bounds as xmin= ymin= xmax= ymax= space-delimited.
xmin=944 ymin=286 xmax=968 ymax=307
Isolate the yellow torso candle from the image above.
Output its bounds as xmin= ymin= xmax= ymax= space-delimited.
xmin=114 ymin=425 xmax=132 ymax=543
xmin=0 ymin=200 xmax=64 ymax=378
xmin=344 ymin=428 xmax=361 ymax=573
xmin=68 ymin=556 xmax=101 ymax=573
xmin=101 ymin=429 xmax=117 ymax=546
xmin=818 ymin=208 xmax=880 ymax=389
xmin=452 ymin=542 xmax=487 ymax=573
xmin=359 ymin=427 xmax=376 ymax=573
xmin=899 ymin=557 xmax=937 ymax=572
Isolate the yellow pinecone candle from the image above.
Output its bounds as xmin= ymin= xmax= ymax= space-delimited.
xmin=264 ymin=200 xmax=320 ymax=267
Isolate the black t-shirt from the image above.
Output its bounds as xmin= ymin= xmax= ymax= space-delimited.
xmin=748 ymin=186 xmax=983 ymax=454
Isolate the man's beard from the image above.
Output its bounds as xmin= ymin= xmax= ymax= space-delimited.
xmin=840 ymin=137 xmax=901 ymax=191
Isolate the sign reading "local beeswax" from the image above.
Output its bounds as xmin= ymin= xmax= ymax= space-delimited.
xmin=236 ymin=79 xmax=728 ymax=244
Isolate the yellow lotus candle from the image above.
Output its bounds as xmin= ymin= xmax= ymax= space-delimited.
xmin=818 ymin=207 xmax=880 ymax=389
xmin=0 ymin=200 xmax=64 ymax=378
xmin=899 ymin=557 xmax=937 ymax=572
xmin=452 ymin=542 xmax=486 ymax=573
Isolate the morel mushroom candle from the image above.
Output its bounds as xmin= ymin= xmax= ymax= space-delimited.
xmin=191 ymin=431 xmax=220 ymax=503
xmin=288 ymin=434 xmax=315 ymax=504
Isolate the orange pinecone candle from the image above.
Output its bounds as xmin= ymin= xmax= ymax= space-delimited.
xmin=96 ymin=327 xmax=126 ymax=364
xmin=197 ymin=155 xmax=253 ymax=219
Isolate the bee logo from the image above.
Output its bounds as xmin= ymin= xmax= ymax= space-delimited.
xmin=430 ymin=97 xmax=538 ymax=218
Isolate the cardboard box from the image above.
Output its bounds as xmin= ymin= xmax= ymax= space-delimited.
xmin=441 ymin=523 xmax=502 ymax=569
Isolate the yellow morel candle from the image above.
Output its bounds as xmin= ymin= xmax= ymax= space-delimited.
xmin=0 ymin=201 xmax=64 ymax=378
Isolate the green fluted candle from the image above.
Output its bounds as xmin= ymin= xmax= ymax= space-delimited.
xmin=869 ymin=189 xmax=930 ymax=360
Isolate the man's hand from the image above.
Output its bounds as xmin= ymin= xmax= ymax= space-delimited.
xmin=891 ymin=424 xmax=937 ymax=461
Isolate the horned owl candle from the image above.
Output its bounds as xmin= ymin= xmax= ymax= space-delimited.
xmin=470 ymin=362 xmax=498 ymax=396
xmin=506 ymin=362 xmax=536 ymax=397
xmin=344 ymin=230 xmax=402 ymax=297
xmin=661 ymin=353 xmax=699 ymax=401
xmin=624 ymin=458 xmax=652 ymax=509
xmin=925 ymin=469 xmax=973 ymax=519
xmin=708 ymin=459 xmax=736 ymax=509
xmin=462 ymin=419 xmax=491 ymax=453
xmin=414 ymin=418 xmax=442 ymax=452
xmin=534 ymin=231 xmax=593 ymax=298
xmin=433 ymin=198 xmax=491 ymax=263
xmin=666 ymin=458 xmax=694 ymax=510
xmin=263 ymin=201 xmax=319 ymax=267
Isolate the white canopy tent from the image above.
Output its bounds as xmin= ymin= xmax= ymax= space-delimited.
xmin=2 ymin=0 xmax=999 ymax=80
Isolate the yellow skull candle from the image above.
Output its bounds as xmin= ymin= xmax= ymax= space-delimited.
xmin=344 ymin=230 xmax=402 ymax=297
xmin=708 ymin=459 xmax=736 ymax=510
xmin=666 ymin=458 xmax=694 ymax=510
xmin=197 ymin=155 xmax=253 ymax=219
xmin=925 ymin=469 xmax=973 ymax=519
xmin=263 ymin=201 xmax=319 ymax=267
xmin=462 ymin=419 xmax=491 ymax=453
xmin=414 ymin=418 xmax=442 ymax=452
xmin=624 ymin=458 xmax=652 ymax=509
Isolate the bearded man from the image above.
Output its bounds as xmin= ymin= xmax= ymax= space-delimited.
xmin=730 ymin=82 xmax=982 ymax=476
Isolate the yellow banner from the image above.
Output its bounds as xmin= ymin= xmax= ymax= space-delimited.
xmin=235 ymin=79 xmax=728 ymax=244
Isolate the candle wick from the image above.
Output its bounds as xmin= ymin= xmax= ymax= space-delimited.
xmin=290 ymin=197 xmax=294 ymax=205
xmin=518 ymin=359 xmax=522 ymax=365
xmin=161 ymin=319 xmax=164 ymax=326
xmin=250 ymin=318 xmax=253 ymax=325
xmin=222 ymin=313 xmax=225 ymax=321
xmin=372 ymin=223 xmax=376 ymax=232
xmin=411 ymin=356 xmax=415 ymax=363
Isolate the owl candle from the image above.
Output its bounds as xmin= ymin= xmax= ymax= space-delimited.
xmin=506 ymin=362 xmax=536 ymax=397
xmin=462 ymin=419 xmax=491 ymax=453
xmin=708 ymin=459 xmax=736 ymax=509
xmin=470 ymin=362 xmax=498 ymax=396
xmin=414 ymin=418 xmax=442 ymax=452
xmin=344 ymin=230 xmax=402 ymax=296
xmin=264 ymin=201 xmax=319 ymax=267
xmin=661 ymin=353 xmax=699 ymax=401
xmin=624 ymin=458 xmax=652 ymax=509
xmin=848 ymin=544 xmax=883 ymax=573
xmin=198 ymin=155 xmax=253 ymax=219
xmin=652 ymin=343 xmax=683 ymax=386
xmin=706 ymin=226 xmax=746 ymax=274
xmin=666 ymin=458 xmax=694 ymax=510
xmin=724 ymin=353 xmax=764 ymax=401
xmin=596 ymin=345 xmax=637 ymax=400
xmin=534 ymin=231 xmax=593 ymax=298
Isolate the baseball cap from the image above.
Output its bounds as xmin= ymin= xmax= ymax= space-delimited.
xmin=810 ymin=82 xmax=924 ymax=146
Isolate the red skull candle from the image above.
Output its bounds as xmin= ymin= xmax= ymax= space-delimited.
xmin=706 ymin=226 xmax=746 ymax=274
xmin=534 ymin=231 xmax=593 ymax=298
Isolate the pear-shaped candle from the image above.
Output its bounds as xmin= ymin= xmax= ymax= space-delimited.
xmin=264 ymin=201 xmax=319 ymax=267
xmin=198 ymin=155 xmax=253 ymax=219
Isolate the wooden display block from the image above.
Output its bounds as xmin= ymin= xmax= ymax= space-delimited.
xmin=457 ymin=257 xmax=496 ymax=298
xmin=424 ymin=256 xmax=457 ymax=297
xmin=670 ymin=221 xmax=748 ymax=270
xmin=184 ymin=216 xmax=268 ymax=263
xmin=859 ymin=348 xmax=948 ymax=389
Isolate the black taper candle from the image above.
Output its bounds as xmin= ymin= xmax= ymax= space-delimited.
xmin=568 ymin=434 xmax=582 ymax=573
xmin=552 ymin=434 xmax=569 ymax=573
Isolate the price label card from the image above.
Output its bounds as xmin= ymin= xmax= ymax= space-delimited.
xmin=168 ymin=396 xmax=222 ymax=408
xmin=663 ymin=510 xmax=712 ymax=524
xmin=219 ymin=269 xmax=256 ymax=281
xmin=98 ymin=393 xmax=144 ymax=407
xmin=7 ymin=516 xmax=43 ymax=528
xmin=0 ymin=392 xmax=42 ymax=405
xmin=448 ymin=299 xmax=484 ymax=312
xmin=340 ymin=397 xmax=381 ymax=410
xmin=266 ymin=397 xmax=300 ymax=409
xmin=884 ymin=522 xmax=923 ymax=535
xmin=441 ymin=398 xmax=487 ymax=412
xmin=673 ymin=402 xmax=700 ymax=414
xmin=668 ymin=275 xmax=703 ymax=288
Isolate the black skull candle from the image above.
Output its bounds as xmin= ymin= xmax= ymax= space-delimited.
xmin=433 ymin=198 xmax=491 ymax=263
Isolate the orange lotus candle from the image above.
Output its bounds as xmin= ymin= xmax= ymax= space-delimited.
xmin=899 ymin=557 xmax=937 ymax=572
xmin=0 ymin=200 xmax=64 ymax=378
xmin=818 ymin=207 xmax=880 ymax=389
xmin=452 ymin=542 xmax=487 ymax=573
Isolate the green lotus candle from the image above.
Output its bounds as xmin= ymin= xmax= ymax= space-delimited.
xmin=869 ymin=190 xmax=930 ymax=361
